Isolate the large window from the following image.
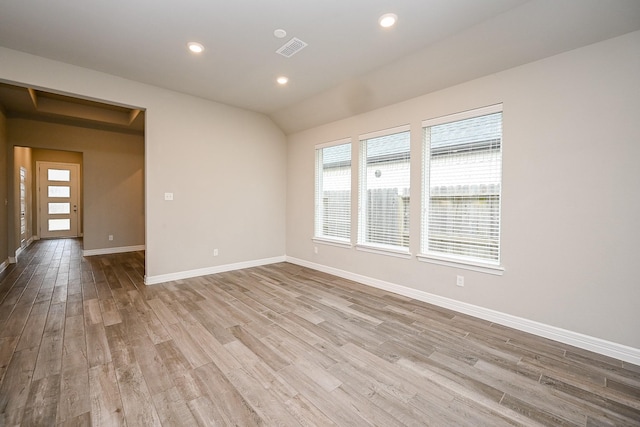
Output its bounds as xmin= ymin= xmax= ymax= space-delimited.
xmin=358 ymin=126 xmax=411 ymax=253
xmin=422 ymin=105 xmax=503 ymax=266
xmin=315 ymin=140 xmax=351 ymax=243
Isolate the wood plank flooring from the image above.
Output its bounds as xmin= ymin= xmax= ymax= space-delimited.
xmin=1 ymin=238 xmax=639 ymax=426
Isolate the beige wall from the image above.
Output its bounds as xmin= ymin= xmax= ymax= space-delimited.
xmin=0 ymin=46 xmax=287 ymax=280
xmin=0 ymin=110 xmax=8 ymax=263
xmin=8 ymin=119 xmax=143 ymax=252
xmin=286 ymin=31 xmax=640 ymax=349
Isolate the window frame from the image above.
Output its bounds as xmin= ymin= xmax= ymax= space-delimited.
xmin=419 ymin=104 xmax=505 ymax=275
xmin=313 ymin=138 xmax=353 ymax=247
xmin=357 ymin=124 xmax=412 ymax=258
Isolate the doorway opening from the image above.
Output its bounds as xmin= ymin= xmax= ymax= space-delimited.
xmin=2 ymin=82 xmax=145 ymax=271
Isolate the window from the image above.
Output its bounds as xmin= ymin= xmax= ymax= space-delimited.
xmin=315 ymin=140 xmax=351 ymax=243
xmin=358 ymin=125 xmax=411 ymax=253
xmin=20 ymin=167 xmax=27 ymax=240
xmin=422 ymin=105 xmax=503 ymax=267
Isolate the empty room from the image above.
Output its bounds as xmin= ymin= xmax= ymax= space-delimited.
xmin=1 ymin=0 xmax=639 ymax=425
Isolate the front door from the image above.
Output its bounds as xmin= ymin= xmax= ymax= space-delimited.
xmin=38 ymin=162 xmax=80 ymax=238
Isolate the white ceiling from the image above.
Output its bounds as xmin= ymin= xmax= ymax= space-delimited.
xmin=1 ymin=0 xmax=639 ymax=134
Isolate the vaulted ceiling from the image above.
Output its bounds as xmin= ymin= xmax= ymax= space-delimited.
xmin=1 ymin=0 xmax=639 ymax=134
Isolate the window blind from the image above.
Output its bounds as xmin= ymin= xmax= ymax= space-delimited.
xmin=359 ymin=127 xmax=411 ymax=250
xmin=422 ymin=107 xmax=502 ymax=263
xmin=315 ymin=141 xmax=351 ymax=242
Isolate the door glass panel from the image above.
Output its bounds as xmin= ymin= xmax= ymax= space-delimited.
xmin=48 ymin=202 xmax=71 ymax=214
xmin=48 ymin=169 xmax=71 ymax=181
xmin=48 ymin=185 xmax=70 ymax=198
xmin=49 ymin=219 xmax=71 ymax=231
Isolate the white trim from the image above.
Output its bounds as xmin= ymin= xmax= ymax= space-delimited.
xmin=356 ymin=244 xmax=412 ymax=259
xmin=359 ymin=124 xmax=410 ymax=141
xmin=312 ymin=237 xmax=352 ymax=249
xmin=422 ymin=103 xmax=503 ymax=127
xmin=285 ymin=256 xmax=640 ymax=366
xmin=417 ymin=253 xmax=504 ymax=276
xmin=11 ymin=236 xmax=35 ymax=263
xmin=82 ymin=245 xmax=145 ymax=257
xmin=0 ymin=259 xmax=9 ymax=274
xmin=14 ymin=245 xmax=24 ymax=261
xmin=315 ymin=137 xmax=351 ymax=150
xmin=144 ymin=255 xmax=286 ymax=286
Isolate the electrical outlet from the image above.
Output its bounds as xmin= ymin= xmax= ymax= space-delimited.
xmin=108 ymin=235 xmax=113 ymax=241
xmin=214 ymin=249 xmax=219 ymax=256
xmin=164 ymin=192 xmax=174 ymax=201
xmin=456 ymin=275 xmax=464 ymax=287
xmin=314 ymin=246 xmax=318 ymax=254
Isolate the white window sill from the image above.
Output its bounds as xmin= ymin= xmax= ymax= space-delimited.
xmin=312 ymin=237 xmax=352 ymax=249
xmin=356 ymin=244 xmax=412 ymax=259
xmin=417 ymin=253 xmax=504 ymax=275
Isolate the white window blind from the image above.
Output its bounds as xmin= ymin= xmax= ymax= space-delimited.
xmin=315 ymin=141 xmax=351 ymax=242
xmin=359 ymin=126 xmax=411 ymax=251
xmin=422 ymin=105 xmax=502 ymax=264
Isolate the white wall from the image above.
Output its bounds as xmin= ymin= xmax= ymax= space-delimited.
xmin=0 ymin=47 xmax=287 ymax=280
xmin=286 ymin=31 xmax=640 ymax=351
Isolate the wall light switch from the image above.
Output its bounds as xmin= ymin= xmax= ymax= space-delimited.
xmin=456 ymin=275 xmax=464 ymax=287
xmin=164 ymin=192 xmax=174 ymax=201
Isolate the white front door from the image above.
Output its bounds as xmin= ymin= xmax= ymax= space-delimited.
xmin=38 ymin=162 xmax=80 ymax=239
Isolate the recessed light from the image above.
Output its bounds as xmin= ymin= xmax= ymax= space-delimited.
xmin=276 ymin=76 xmax=289 ymax=85
xmin=187 ymin=42 xmax=204 ymax=53
xmin=378 ymin=13 xmax=397 ymax=28
xmin=274 ymin=29 xmax=287 ymax=39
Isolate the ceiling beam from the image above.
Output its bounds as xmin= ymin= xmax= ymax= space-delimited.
xmin=27 ymin=87 xmax=38 ymax=109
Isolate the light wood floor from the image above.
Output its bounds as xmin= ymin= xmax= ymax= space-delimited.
xmin=0 ymin=239 xmax=639 ymax=426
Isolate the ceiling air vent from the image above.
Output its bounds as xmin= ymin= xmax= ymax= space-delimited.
xmin=276 ymin=37 xmax=308 ymax=58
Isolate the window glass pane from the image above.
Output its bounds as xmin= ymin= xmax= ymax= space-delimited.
xmin=48 ymin=202 xmax=71 ymax=214
xmin=360 ymin=130 xmax=410 ymax=249
xmin=423 ymin=110 xmax=502 ymax=263
xmin=48 ymin=169 xmax=70 ymax=182
xmin=315 ymin=142 xmax=351 ymax=241
xmin=48 ymin=185 xmax=70 ymax=198
xmin=48 ymin=219 xmax=70 ymax=231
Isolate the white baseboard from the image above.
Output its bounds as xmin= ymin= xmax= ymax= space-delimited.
xmin=10 ymin=236 xmax=36 ymax=264
xmin=82 ymin=245 xmax=145 ymax=257
xmin=144 ymin=255 xmax=287 ymax=286
xmin=14 ymin=244 xmax=25 ymax=261
xmin=0 ymin=259 xmax=9 ymax=274
xmin=286 ymin=256 xmax=640 ymax=366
